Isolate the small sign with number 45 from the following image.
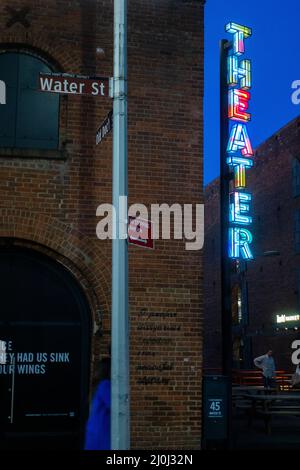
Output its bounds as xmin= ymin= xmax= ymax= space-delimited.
xmin=208 ymin=398 xmax=223 ymax=418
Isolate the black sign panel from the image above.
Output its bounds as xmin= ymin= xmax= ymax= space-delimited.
xmin=203 ymin=375 xmax=229 ymax=441
xmin=0 ymin=247 xmax=91 ymax=449
xmin=96 ymin=110 xmax=113 ymax=145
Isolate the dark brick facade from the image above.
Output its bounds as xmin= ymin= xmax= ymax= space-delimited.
xmin=0 ymin=0 xmax=204 ymax=449
xmin=204 ymin=116 xmax=300 ymax=373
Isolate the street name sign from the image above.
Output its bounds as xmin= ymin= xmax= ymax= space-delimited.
xmin=96 ymin=110 xmax=113 ymax=145
xmin=39 ymin=72 xmax=110 ymax=97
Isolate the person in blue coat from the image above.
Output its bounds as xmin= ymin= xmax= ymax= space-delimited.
xmin=84 ymin=357 xmax=111 ymax=450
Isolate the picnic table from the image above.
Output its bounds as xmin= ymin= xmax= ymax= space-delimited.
xmin=232 ymin=386 xmax=277 ymax=417
xmin=243 ymin=393 xmax=300 ymax=434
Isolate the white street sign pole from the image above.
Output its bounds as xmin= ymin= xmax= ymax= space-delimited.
xmin=111 ymin=0 xmax=130 ymax=450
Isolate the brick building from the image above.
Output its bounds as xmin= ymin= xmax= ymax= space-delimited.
xmin=204 ymin=116 xmax=300 ymax=373
xmin=0 ymin=0 xmax=204 ymax=449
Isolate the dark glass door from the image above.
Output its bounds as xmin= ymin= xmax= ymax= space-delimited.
xmin=0 ymin=247 xmax=91 ymax=449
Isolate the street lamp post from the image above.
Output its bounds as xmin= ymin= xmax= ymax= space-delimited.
xmin=219 ymin=38 xmax=232 ymax=449
xmin=111 ymin=0 xmax=130 ymax=450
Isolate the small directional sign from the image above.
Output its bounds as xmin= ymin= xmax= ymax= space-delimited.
xmin=39 ymin=72 xmax=110 ymax=97
xmin=128 ymin=217 xmax=154 ymax=249
xmin=96 ymin=110 xmax=113 ymax=145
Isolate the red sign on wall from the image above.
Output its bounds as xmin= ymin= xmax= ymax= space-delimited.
xmin=128 ymin=217 xmax=154 ymax=249
xmin=39 ymin=73 xmax=110 ymax=97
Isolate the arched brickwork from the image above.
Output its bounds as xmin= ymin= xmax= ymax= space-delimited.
xmin=0 ymin=208 xmax=111 ymax=344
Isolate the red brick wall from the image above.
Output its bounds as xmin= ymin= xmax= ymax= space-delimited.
xmin=0 ymin=0 xmax=204 ymax=449
xmin=246 ymin=117 xmax=300 ymax=370
xmin=204 ymin=116 xmax=300 ymax=372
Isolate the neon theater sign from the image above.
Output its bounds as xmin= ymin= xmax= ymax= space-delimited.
xmin=225 ymin=23 xmax=254 ymax=260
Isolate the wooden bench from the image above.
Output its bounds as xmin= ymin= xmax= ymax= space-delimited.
xmin=204 ymin=369 xmax=293 ymax=390
xmin=232 ymin=370 xmax=290 ymax=389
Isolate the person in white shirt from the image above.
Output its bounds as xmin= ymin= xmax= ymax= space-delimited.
xmin=254 ymin=350 xmax=276 ymax=389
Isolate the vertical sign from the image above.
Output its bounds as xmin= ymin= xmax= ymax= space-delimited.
xmin=225 ymin=23 xmax=254 ymax=260
xmin=0 ymin=80 xmax=5 ymax=104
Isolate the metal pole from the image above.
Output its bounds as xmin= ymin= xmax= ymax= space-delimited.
xmin=111 ymin=0 xmax=129 ymax=450
xmin=220 ymin=39 xmax=232 ymax=448
xmin=220 ymin=39 xmax=231 ymax=376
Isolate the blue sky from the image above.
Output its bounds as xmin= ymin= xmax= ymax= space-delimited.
xmin=204 ymin=0 xmax=300 ymax=185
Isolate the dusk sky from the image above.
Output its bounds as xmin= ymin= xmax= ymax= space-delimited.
xmin=204 ymin=0 xmax=300 ymax=185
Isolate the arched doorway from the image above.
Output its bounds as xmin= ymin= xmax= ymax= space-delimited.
xmin=0 ymin=246 xmax=91 ymax=449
